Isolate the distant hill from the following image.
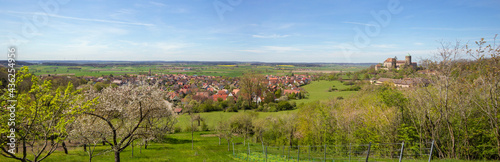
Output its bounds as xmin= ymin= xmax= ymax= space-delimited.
xmin=17 ymin=60 xmax=377 ymax=67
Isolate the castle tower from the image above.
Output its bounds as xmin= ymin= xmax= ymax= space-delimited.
xmin=391 ymin=57 xmax=397 ymax=69
xmin=405 ymin=53 xmax=411 ymax=66
xmin=148 ymin=69 xmax=152 ymax=76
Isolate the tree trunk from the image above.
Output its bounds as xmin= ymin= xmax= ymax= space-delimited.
xmin=114 ymin=151 xmax=120 ymax=162
xmin=84 ymin=144 xmax=87 ymax=152
xmin=103 ymin=141 xmax=106 ymax=146
xmin=144 ymin=141 xmax=148 ymax=149
xmin=62 ymin=141 xmax=68 ymax=154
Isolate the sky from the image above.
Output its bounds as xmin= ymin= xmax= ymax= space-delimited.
xmin=1 ymin=0 xmax=499 ymax=63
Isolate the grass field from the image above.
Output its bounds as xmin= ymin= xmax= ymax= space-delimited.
xmin=0 ymin=132 xmax=238 ymax=162
xmin=1 ymin=131 xmax=494 ymax=162
xmin=294 ymin=80 xmax=358 ymax=104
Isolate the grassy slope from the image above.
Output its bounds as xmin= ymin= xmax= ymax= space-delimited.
xmin=294 ymin=80 xmax=357 ymax=104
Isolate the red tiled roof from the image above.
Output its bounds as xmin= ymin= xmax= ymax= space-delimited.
xmin=174 ymin=108 xmax=182 ymax=113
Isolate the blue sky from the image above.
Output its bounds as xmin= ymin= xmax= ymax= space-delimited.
xmin=1 ymin=0 xmax=499 ymax=63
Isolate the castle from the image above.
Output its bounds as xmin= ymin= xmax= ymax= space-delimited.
xmin=375 ymin=54 xmax=417 ymax=71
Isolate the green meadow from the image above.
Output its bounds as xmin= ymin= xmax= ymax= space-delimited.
xmin=294 ymin=80 xmax=358 ymax=104
xmin=0 ymin=132 xmax=238 ymax=162
xmin=1 ymin=131 xmax=493 ymax=162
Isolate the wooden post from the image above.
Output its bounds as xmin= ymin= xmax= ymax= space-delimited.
xmin=365 ymin=142 xmax=371 ymax=162
xmin=298 ymin=145 xmax=300 ymax=162
xmin=428 ymin=140 xmax=434 ymax=162
xmin=399 ymin=142 xmax=405 ymax=162
xmin=265 ymin=146 xmax=268 ymax=162
xmin=324 ymin=144 xmax=327 ymax=162
xmin=349 ymin=143 xmax=351 ymax=162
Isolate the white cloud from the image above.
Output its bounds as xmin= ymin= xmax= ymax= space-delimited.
xmin=237 ymin=46 xmax=301 ymax=54
xmin=263 ymin=46 xmax=301 ymax=52
xmin=370 ymin=44 xmax=397 ymax=49
xmin=252 ymin=34 xmax=290 ymax=39
xmin=149 ymin=1 xmax=166 ymax=7
xmin=0 ymin=10 xmax=154 ymax=27
xmin=237 ymin=50 xmax=266 ymax=53
xmin=119 ymin=40 xmax=190 ymax=51
xmin=410 ymin=27 xmax=500 ymax=31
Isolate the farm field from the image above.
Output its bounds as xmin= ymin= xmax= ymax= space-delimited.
xmin=26 ymin=64 xmax=368 ymax=77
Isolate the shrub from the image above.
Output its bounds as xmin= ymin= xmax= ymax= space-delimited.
xmin=201 ymin=121 xmax=209 ymax=131
xmin=174 ymin=126 xmax=182 ymax=133
xmin=343 ymin=81 xmax=354 ymax=86
xmin=226 ymin=106 xmax=238 ymax=112
xmin=184 ymin=125 xmax=198 ymax=132
xmin=277 ymin=101 xmax=293 ymax=111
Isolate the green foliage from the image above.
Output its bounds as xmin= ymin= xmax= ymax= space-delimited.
xmin=0 ymin=67 xmax=96 ymax=161
xmin=277 ymin=101 xmax=294 ymax=111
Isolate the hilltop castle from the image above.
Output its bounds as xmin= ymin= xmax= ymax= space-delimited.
xmin=375 ymin=54 xmax=417 ymax=71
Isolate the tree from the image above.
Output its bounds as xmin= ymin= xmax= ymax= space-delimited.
xmin=229 ymin=112 xmax=258 ymax=146
xmin=68 ymin=115 xmax=109 ymax=162
xmin=0 ymin=67 xmax=95 ymax=162
xmin=215 ymin=118 xmax=233 ymax=151
xmin=466 ymin=37 xmax=500 ymax=158
xmin=239 ymin=73 xmax=266 ymax=108
xmin=80 ymin=83 xmax=176 ymax=162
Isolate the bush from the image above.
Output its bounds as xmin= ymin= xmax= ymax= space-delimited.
xmin=268 ymin=106 xmax=278 ymax=112
xmin=226 ymin=106 xmax=238 ymax=112
xmin=184 ymin=125 xmax=198 ymax=132
xmin=267 ymin=103 xmax=278 ymax=112
xmin=277 ymin=101 xmax=293 ymax=111
xmin=174 ymin=126 xmax=182 ymax=133
xmin=341 ymin=86 xmax=361 ymax=91
xmin=257 ymin=105 xmax=264 ymax=112
xmin=343 ymin=81 xmax=354 ymax=86
xmin=201 ymin=121 xmax=209 ymax=131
